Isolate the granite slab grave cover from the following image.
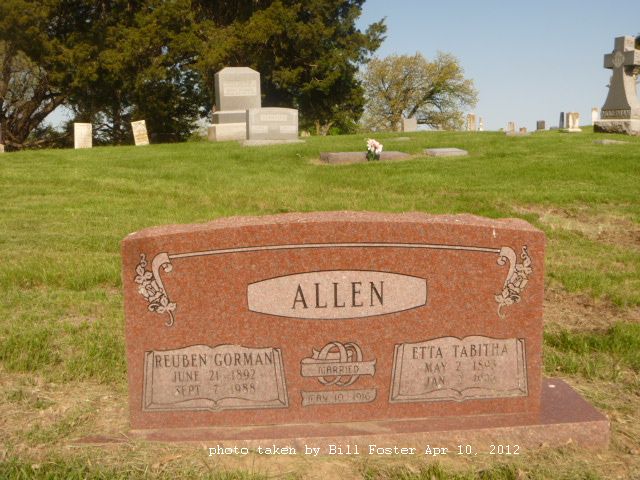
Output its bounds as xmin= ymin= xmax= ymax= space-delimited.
xmin=74 ymin=123 xmax=92 ymax=149
xmin=593 ymin=139 xmax=629 ymax=145
xmin=594 ymin=36 xmax=640 ymax=135
xmin=319 ymin=151 xmax=411 ymax=164
xmin=131 ymin=120 xmax=150 ymax=146
xmin=424 ymin=148 xmax=468 ymax=157
xmin=122 ymin=212 xmax=607 ymax=447
xmin=246 ymin=108 xmax=298 ymax=140
xmin=536 ymin=121 xmax=546 ymax=131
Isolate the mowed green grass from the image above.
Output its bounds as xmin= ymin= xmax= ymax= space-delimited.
xmin=0 ymin=129 xmax=639 ymax=479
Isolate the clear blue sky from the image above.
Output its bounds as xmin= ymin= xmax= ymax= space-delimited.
xmin=356 ymin=0 xmax=640 ymax=131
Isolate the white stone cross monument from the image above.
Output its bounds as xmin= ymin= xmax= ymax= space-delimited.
xmin=594 ymin=36 xmax=640 ymax=135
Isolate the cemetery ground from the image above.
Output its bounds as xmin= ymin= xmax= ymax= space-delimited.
xmin=0 ymin=129 xmax=639 ymax=479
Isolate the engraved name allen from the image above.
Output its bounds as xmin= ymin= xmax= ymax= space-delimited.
xmin=248 ymin=270 xmax=427 ymax=319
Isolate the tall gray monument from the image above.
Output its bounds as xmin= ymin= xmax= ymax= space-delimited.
xmin=594 ymin=36 xmax=640 ymax=136
xmin=209 ymin=67 xmax=261 ymax=141
xmin=208 ymin=67 xmax=300 ymax=143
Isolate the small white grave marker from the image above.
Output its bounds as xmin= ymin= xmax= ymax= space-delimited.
xmin=74 ymin=123 xmax=92 ymax=149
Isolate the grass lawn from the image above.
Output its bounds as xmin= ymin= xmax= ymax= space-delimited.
xmin=0 ymin=129 xmax=639 ymax=479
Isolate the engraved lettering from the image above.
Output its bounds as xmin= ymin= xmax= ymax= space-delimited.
xmin=315 ymin=283 xmax=327 ymax=308
xmin=390 ymin=336 xmax=527 ymax=403
xmin=333 ymin=282 xmax=345 ymax=308
xmin=351 ymin=282 xmax=363 ymax=307
xmin=144 ymin=345 xmax=288 ymax=412
xmin=248 ymin=271 xmax=426 ymax=319
xmin=370 ymin=281 xmax=383 ymax=306
xmin=292 ymin=284 xmax=308 ymax=309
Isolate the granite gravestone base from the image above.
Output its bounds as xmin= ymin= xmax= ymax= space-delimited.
xmin=121 ymin=212 xmax=608 ymax=450
xmin=594 ymin=36 xmax=640 ymax=136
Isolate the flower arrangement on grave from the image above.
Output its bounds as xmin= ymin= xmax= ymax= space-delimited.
xmin=366 ymin=138 xmax=383 ymax=161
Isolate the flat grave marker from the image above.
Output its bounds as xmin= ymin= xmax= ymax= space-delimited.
xmin=319 ymin=151 xmax=411 ymax=164
xmin=424 ymin=148 xmax=468 ymax=157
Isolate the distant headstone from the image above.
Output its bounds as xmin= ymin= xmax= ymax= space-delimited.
xmin=131 ymin=120 xmax=150 ymax=146
xmin=246 ymin=108 xmax=298 ymax=141
xmin=121 ymin=212 xmax=608 ymax=448
xmin=401 ymin=117 xmax=418 ymax=132
xmin=0 ymin=124 xmax=4 ymax=152
xmin=478 ymin=117 xmax=484 ymax=131
xmin=519 ymin=127 xmax=528 ymax=134
xmin=536 ymin=120 xmax=546 ymax=131
xmin=0 ymin=144 xmax=4 ymax=153
xmin=506 ymin=122 xmax=516 ymax=134
xmin=591 ymin=107 xmax=600 ymax=124
xmin=594 ymin=36 xmax=640 ymax=136
xmin=466 ymin=113 xmax=477 ymax=131
xmin=74 ymin=123 xmax=92 ymax=149
xmin=559 ymin=112 xmax=565 ymax=129
xmin=565 ymin=112 xmax=581 ymax=132
xmin=209 ymin=67 xmax=262 ymax=142
xmin=424 ymin=148 xmax=468 ymax=157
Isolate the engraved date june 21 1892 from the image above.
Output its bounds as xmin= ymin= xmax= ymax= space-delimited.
xmin=142 ymin=345 xmax=288 ymax=412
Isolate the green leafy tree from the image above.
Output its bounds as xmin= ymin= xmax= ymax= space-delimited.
xmin=361 ymin=52 xmax=478 ymax=131
xmin=0 ymin=1 xmax=73 ymax=149
xmin=1 ymin=0 xmax=206 ymax=148
xmin=196 ymin=0 xmax=386 ymax=135
xmin=65 ymin=0 xmax=206 ymax=144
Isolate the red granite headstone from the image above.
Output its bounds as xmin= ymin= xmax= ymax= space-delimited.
xmin=122 ymin=212 xmax=608 ymax=448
